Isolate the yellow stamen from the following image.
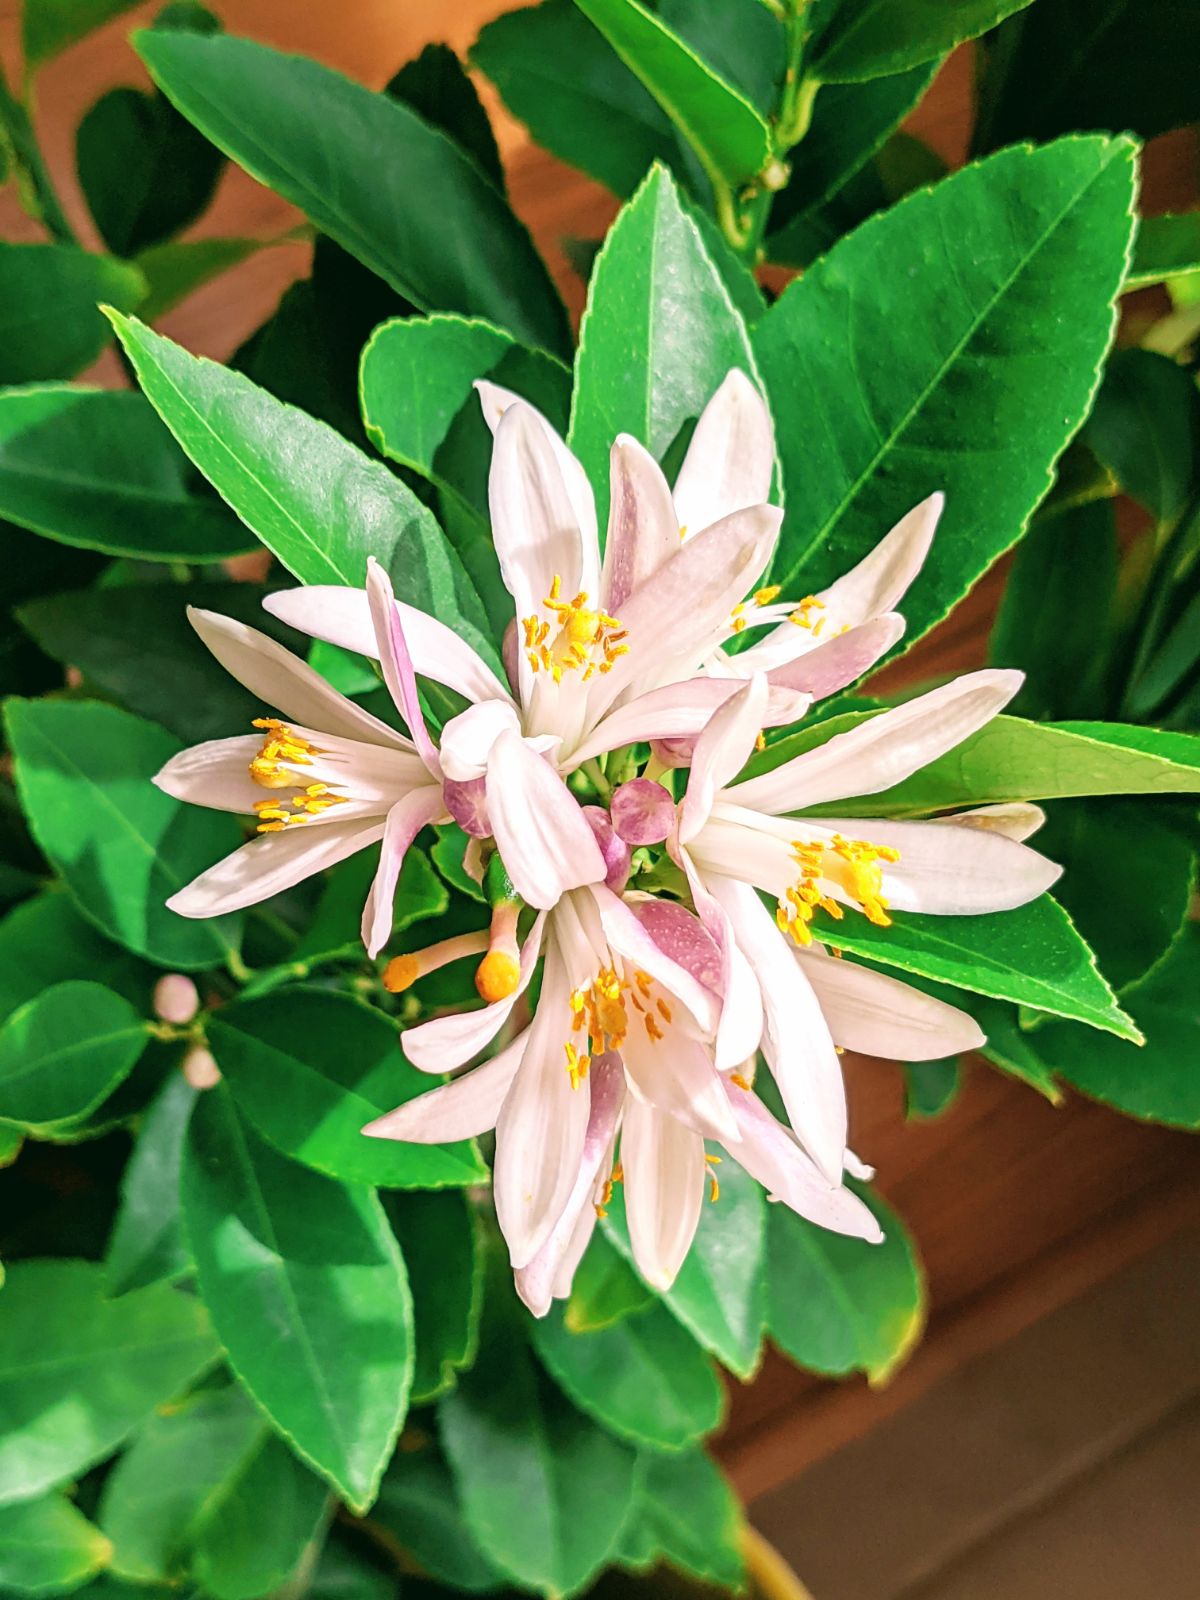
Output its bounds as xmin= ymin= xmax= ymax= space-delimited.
xmin=520 ymin=575 xmax=627 ymax=681
xmin=705 ymin=1156 xmax=722 ymax=1205
xmin=730 ymin=1071 xmax=754 ymax=1092
xmin=788 ymin=595 xmax=825 ymax=630
xmin=753 ymin=585 xmax=781 ymax=606
xmin=775 ymin=834 xmax=900 ymax=946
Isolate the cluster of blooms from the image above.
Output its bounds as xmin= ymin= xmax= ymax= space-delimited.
xmin=157 ymin=372 xmax=1059 ymax=1313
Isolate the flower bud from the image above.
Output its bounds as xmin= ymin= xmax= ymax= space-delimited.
xmin=153 ymin=974 xmax=200 ymax=1025
xmin=182 ymin=1045 xmax=221 ymax=1090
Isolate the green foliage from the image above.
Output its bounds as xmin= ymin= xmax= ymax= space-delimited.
xmin=0 ymin=1492 xmax=111 ymax=1595
xmin=1128 ymin=213 xmax=1200 ymax=290
xmin=134 ymin=237 xmax=273 ymax=322
xmin=0 ymin=980 xmax=147 ymax=1134
xmin=616 ymin=1447 xmax=745 ymax=1590
xmin=371 ymin=1447 xmax=505 ymax=1593
xmin=104 ymin=1072 xmax=196 ymax=1295
xmin=1082 ymin=349 xmax=1200 ymax=522
xmin=387 ymin=42 xmax=506 ymax=191
xmin=565 ymin=1232 xmax=654 ymax=1332
xmin=0 ymin=247 xmax=144 ymax=384
xmin=384 ymin=1190 xmax=482 ymax=1403
xmin=805 ymin=0 xmax=1035 ymax=82
xmin=23 ymin=0 xmax=141 ymax=72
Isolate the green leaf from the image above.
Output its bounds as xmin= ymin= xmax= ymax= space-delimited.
xmin=105 ymin=1072 xmax=196 ymax=1295
xmin=0 ymin=245 xmax=144 ymax=383
xmin=134 ymin=237 xmax=275 ymax=322
xmin=371 ymin=1447 xmax=505 ymax=1594
xmin=806 ymin=0 xmax=1034 ymax=82
xmin=0 ymin=387 xmax=254 ymax=562
xmin=471 ymin=0 xmax=685 ymax=201
xmin=603 ymin=1154 xmax=766 ymax=1379
xmin=1127 ymin=213 xmax=1200 ymax=290
xmin=615 ymin=1447 xmax=744 ymax=1590
xmin=571 ymin=0 xmax=770 ymax=189
xmin=813 ymin=895 xmax=1139 ymax=1041
xmin=0 ymin=1125 xmax=22 ymax=1168
xmin=0 ymin=1258 xmax=218 ymax=1506
xmin=209 ymin=987 xmax=486 ymax=1189
xmin=181 ymin=1085 xmax=412 ymax=1511
xmin=383 ymin=1191 xmax=482 ymax=1404
xmin=106 ymin=314 xmax=500 ymax=675
xmin=387 ymin=42 xmax=505 ymax=192
xmin=192 ymin=1434 xmax=328 ymax=1600
xmin=529 ymin=1299 xmax=723 ymax=1451
xmin=564 ymin=1231 xmax=653 ymax=1333
xmin=0 ymin=893 xmax=149 ymax=1031
xmin=976 ymin=0 xmax=1200 ymax=148
xmin=1029 ymin=923 xmax=1200 ymax=1127
xmin=569 ymin=164 xmax=769 ymax=529
xmin=971 ymin=996 xmax=1063 ymax=1102
xmin=23 ymin=0 xmax=140 ymax=71
xmin=0 ymin=980 xmax=147 ymax=1134
xmin=4 ymin=698 xmax=243 ymax=971
xmin=0 ymin=1492 xmax=111 ymax=1597
xmin=1081 ymin=349 xmax=1200 ymax=521
xmin=431 ymin=825 xmax=487 ymax=903
xmin=767 ymin=1182 xmax=924 ymax=1383
xmin=753 ymin=137 xmax=1137 ymax=650
xmin=309 ymin=1534 xmax=395 ymax=1600
xmin=134 ymin=29 xmax=569 ymax=356
xmin=904 ymin=1057 xmax=961 ymax=1119
xmin=988 ymin=500 xmax=1118 ymax=720
xmin=654 ymin=0 xmax=785 ymax=118
xmin=289 ymin=846 xmax=446 ymax=971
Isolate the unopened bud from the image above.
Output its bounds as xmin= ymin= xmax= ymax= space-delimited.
xmin=182 ymin=1045 xmax=220 ymax=1090
xmin=153 ymin=974 xmax=199 ymax=1025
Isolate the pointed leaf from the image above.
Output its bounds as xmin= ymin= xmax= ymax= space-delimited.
xmin=615 ymin=1447 xmax=744 ymax=1590
xmin=0 ymin=1492 xmax=111 ymax=1596
xmin=387 ymin=43 xmax=505 ymax=191
xmin=105 ymin=1072 xmax=197 ymax=1296
xmin=372 ymin=1447 xmax=505 ymax=1594
xmin=806 ymin=0 xmax=1034 ymax=82
xmin=0 ymin=246 xmax=144 ymax=384
xmin=383 ymin=1191 xmax=482 ymax=1404
xmin=0 ymin=894 xmax=149 ymax=1031
xmin=0 ymin=980 xmax=147 ymax=1134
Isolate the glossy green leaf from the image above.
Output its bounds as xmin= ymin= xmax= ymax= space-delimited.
xmin=571 ymin=0 xmax=769 ymax=188
xmin=192 ymin=1433 xmax=328 ymax=1600
xmin=603 ymin=1154 xmax=766 ymax=1378
xmin=387 ymin=42 xmax=505 ymax=191
xmin=565 ymin=1230 xmax=653 ymax=1333
xmin=904 ymin=1057 xmax=961 ymax=1119
xmin=372 ymin=1447 xmax=504 ymax=1594
xmin=988 ymin=500 xmax=1118 ymax=720
xmin=0 ymin=1125 xmax=22 ymax=1167
xmin=23 ymin=0 xmax=140 ymax=71
xmin=806 ymin=0 xmax=1034 ymax=82
xmin=680 ymin=192 xmax=767 ymax=325
xmin=816 ymin=895 xmax=1138 ymax=1040
xmin=181 ymin=1086 xmax=412 ymax=1511
xmin=530 ymin=1299 xmax=723 ymax=1451
xmin=0 ymin=894 xmax=149 ymax=1031
xmin=0 ymin=387 xmax=254 ymax=562
xmin=1127 ymin=213 xmax=1200 ymax=290
xmin=0 ymin=245 xmax=143 ymax=384
xmin=0 ymin=980 xmax=147 ymax=1134
xmin=615 ymin=1447 xmax=744 ymax=1590
xmin=107 ymin=314 xmax=500 ymax=674
xmin=472 ymin=0 xmax=685 ymax=200
xmin=971 ymin=996 xmax=1062 ymax=1102
xmin=134 ymin=237 xmax=274 ymax=322
xmin=134 ymin=29 xmax=569 ymax=356
xmin=383 ymin=1191 xmax=481 ymax=1403
xmin=0 ymin=1258 xmax=218 ymax=1506
xmin=767 ymin=1183 xmax=924 ymax=1383
xmin=209 ymin=987 xmax=486 ymax=1189
xmin=105 ymin=1072 xmax=196 ymax=1296
xmin=289 ymin=846 xmax=446 ymax=971
xmin=0 ymin=1492 xmax=110 ymax=1596
xmin=570 ymin=164 xmax=769 ymax=529
xmin=753 ymin=138 xmax=1137 ymax=650
xmin=1082 ymin=348 xmax=1200 ymax=521
xmin=4 ymin=698 xmax=243 ymax=971
xmin=653 ymin=0 xmax=784 ymax=117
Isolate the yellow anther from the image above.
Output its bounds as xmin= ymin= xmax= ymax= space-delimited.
xmin=776 ymin=834 xmax=900 ymax=944
xmin=564 ymin=1041 xmax=590 ymax=1090
xmin=755 ymin=730 xmax=766 ymax=752
xmin=644 ymin=1014 xmax=663 ymax=1041
xmin=611 ymin=1162 xmax=624 ymax=1184
xmin=678 ymin=523 xmax=688 ymax=541
xmin=788 ymin=595 xmax=825 ymax=630
xmin=656 ymin=997 xmax=672 ymax=1023
xmin=475 ymin=949 xmax=521 ymax=1003
xmin=382 ymin=954 xmax=420 ymax=994
xmin=521 ymin=576 xmax=627 ymax=680
xmin=705 ymin=1153 xmax=722 ymax=1204
xmin=754 ymin=585 xmax=782 ymax=606
xmin=730 ymin=1072 xmax=754 ymax=1092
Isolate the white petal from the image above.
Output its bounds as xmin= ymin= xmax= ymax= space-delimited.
xmin=361 ymin=1033 xmax=527 ymax=1142
xmin=439 ymin=699 xmax=522 ymax=782
xmin=361 ymin=786 xmax=446 ymax=958
xmin=678 ymin=674 xmax=769 ymax=846
xmin=672 ymin=370 xmax=775 ymax=538
xmin=600 ymin=434 xmax=679 ymax=612
xmin=728 ymin=669 xmax=1023 ymax=815
xmin=935 ymin=802 xmax=1047 ymax=842
xmin=817 ymin=492 xmax=942 ymax=631
xmin=795 ymin=949 xmax=985 ymax=1060
xmin=762 ymin=614 xmax=906 ymax=696
xmin=167 ymin=815 xmax=385 ymax=918
xmin=621 ymin=1097 xmax=706 ymax=1291
xmin=154 ymin=735 xmax=266 ymax=814
xmin=189 ymin=608 xmax=407 ymax=748
xmin=621 ymin=1025 xmax=739 ymax=1144
xmin=401 ymin=912 xmax=547 ymax=1073
xmin=262 ymin=586 xmax=514 ymax=708
xmin=565 ymin=677 xmax=807 ymax=772
xmin=366 ymin=558 xmax=441 ymax=775
xmin=676 ymin=850 xmax=764 ymax=1071
xmin=485 ymin=731 xmax=606 ymax=909
xmin=591 ymin=884 xmax=718 ymax=1035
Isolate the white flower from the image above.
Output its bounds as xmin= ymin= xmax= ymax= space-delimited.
xmin=672 ymin=670 xmax=1063 ymax=1183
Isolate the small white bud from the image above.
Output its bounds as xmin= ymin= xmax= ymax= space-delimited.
xmin=182 ymin=1045 xmax=221 ymax=1090
xmin=153 ymin=974 xmax=200 ymax=1025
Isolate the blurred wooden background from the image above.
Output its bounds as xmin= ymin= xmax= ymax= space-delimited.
xmin=2 ymin=0 xmax=1198 ymax=1541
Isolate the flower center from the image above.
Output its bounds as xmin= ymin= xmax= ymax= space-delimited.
xmin=522 ymin=575 xmax=628 ymax=683
xmin=247 ymin=718 xmax=348 ymax=833
xmin=563 ymin=965 xmax=671 ymax=1086
xmin=776 ymin=833 xmax=901 ymax=946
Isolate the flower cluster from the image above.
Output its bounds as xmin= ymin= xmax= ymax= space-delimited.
xmin=156 ymin=372 xmax=1059 ymax=1314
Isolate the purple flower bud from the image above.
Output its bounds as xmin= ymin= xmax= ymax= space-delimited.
xmin=583 ymin=805 xmax=633 ymax=891
xmin=611 ymin=778 xmax=675 ymax=845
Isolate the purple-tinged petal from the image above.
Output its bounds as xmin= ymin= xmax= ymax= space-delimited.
xmin=565 ymin=677 xmax=808 ymax=772
xmin=439 ymin=699 xmax=521 ymax=781
xmin=366 ymin=558 xmax=441 ymax=777
xmin=629 ymin=896 xmax=723 ymax=994
xmin=611 ymin=778 xmax=675 ymax=845
xmin=362 ymin=1032 xmax=527 ymax=1143
xmin=621 ymin=1024 xmax=739 ymax=1144
xmin=591 ymin=884 xmax=717 ymax=1034
xmin=443 ymin=777 xmax=491 ymax=838
xmin=671 ymin=369 xmax=775 ymax=539
xmin=583 ymin=805 xmax=633 ymax=891
xmin=361 ymin=785 xmax=447 ymax=958
xmin=765 ymin=614 xmax=906 ymax=698
xmin=485 ymin=731 xmax=606 ymax=909
xmin=600 ymin=433 xmax=679 ymax=613
xmin=678 ymin=674 xmax=769 ymax=846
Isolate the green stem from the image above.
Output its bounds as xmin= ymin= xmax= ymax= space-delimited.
xmin=0 ymin=64 xmax=78 ymax=244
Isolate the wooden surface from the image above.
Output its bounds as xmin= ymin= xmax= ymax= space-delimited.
xmin=4 ymin=0 xmax=1198 ymax=1514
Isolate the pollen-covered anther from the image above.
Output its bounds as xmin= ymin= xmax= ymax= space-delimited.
xmin=564 ymin=1040 xmax=590 ymax=1090
xmin=753 ymin=585 xmax=782 ymax=606
xmin=705 ymin=1152 xmax=722 ymax=1204
xmin=248 ymin=718 xmax=322 ymax=788
xmin=788 ymin=594 xmax=826 ymax=631
xmin=384 ymin=930 xmax=489 ymax=993
xmin=522 ymin=574 xmax=628 ymax=680
xmin=252 ymin=783 xmax=348 ymax=833
xmin=776 ymin=834 xmax=900 ymax=943
xmin=569 ymin=965 xmax=631 ymax=1054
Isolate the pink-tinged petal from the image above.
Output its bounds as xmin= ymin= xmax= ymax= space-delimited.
xmin=678 ymin=674 xmax=769 ymax=846
xmin=818 ymin=492 xmax=942 ymax=629
xmin=795 ymin=948 xmax=985 ymax=1060
xmin=764 ymin=614 xmax=906 ymax=698
xmin=672 ymin=369 xmax=775 ymax=538
xmin=564 ymin=677 xmax=808 ymax=771
xmin=591 ymin=884 xmax=717 ymax=1035
xmin=361 ymin=785 xmax=447 ymax=958
xmin=815 ymin=814 xmax=1062 ymax=915
xmin=155 ymin=735 xmax=266 ymax=814
xmin=439 ymin=699 xmax=521 ymax=782
xmin=935 ymin=802 xmax=1046 ymax=841
xmin=167 ymin=815 xmax=386 ymax=918
xmin=262 ymin=585 xmax=514 ymax=708
xmin=621 ymin=1025 xmax=739 ymax=1144
xmin=600 ymin=434 xmax=679 ymax=612
xmin=621 ymin=1097 xmax=706 ymax=1291
xmin=611 ymin=779 xmax=674 ymax=845
xmin=362 ymin=1033 xmax=527 ymax=1143
xmin=443 ymin=777 xmax=491 ymax=838
xmin=475 ymin=380 xmax=599 ymax=597
xmin=724 ymin=1087 xmax=883 ymax=1242
xmin=629 ymin=896 xmax=723 ymax=994
xmin=485 ymin=731 xmax=606 ymax=909
xmin=583 ymin=805 xmax=633 ymax=891
xmin=401 ymin=913 xmax=546 ymax=1073
xmin=675 ymin=850 xmax=763 ymax=1070
xmin=365 ymin=558 xmax=441 ymax=776
xmin=494 ymin=943 xmax=593 ymax=1268
xmin=587 ymin=503 xmax=782 ymax=714
xmin=707 ymin=874 xmax=846 ymax=1184
xmin=515 ymin=1052 xmax=624 ymax=1316
xmin=189 ymin=608 xmax=405 ymax=748
xmin=729 ymin=669 xmax=1024 ymax=815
